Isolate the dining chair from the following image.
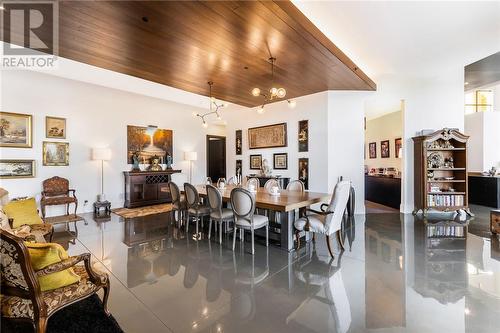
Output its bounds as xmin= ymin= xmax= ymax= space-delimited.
xmin=246 ymin=177 xmax=260 ymax=190
xmin=168 ymin=182 xmax=186 ymax=226
xmin=230 ymin=188 xmax=269 ymax=254
xmin=263 ymin=179 xmax=280 ymax=192
xmin=286 ymin=180 xmax=305 ymax=192
xmin=293 ymin=180 xmax=351 ymax=258
xmin=184 ymin=183 xmax=211 ymax=240
xmin=206 ymin=185 xmax=234 ymax=244
xmin=227 ymin=176 xmax=238 ymax=185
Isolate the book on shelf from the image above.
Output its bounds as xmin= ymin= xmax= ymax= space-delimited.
xmin=426 ymin=224 xmax=465 ymax=238
xmin=427 ymin=194 xmax=464 ymax=207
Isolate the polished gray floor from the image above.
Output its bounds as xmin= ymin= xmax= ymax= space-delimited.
xmin=54 ymin=205 xmax=500 ymax=333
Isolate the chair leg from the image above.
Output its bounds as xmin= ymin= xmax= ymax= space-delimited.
xmin=266 ymin=224 xmax=269 ymax=247
xmin=103 ymin=281 xmax=111 ymax=316
xmin=219 ymin=221 xmax=223 ymax=244
xmin=232 ymin=226 xmax=237 ymax=251
xmin=195 ymin=215 xmax=199 ymax=239
xmin=326 ymin=235 xmax=335 ymax=258
xmin=337 ymin=230 xmax=345 ymax=250
xmin=35 ymin=316 xmax=48 ymax=333
xmin=208 ymin=219 xmax=212 ymax=240
xmin=251 ymin=228 xmax=255 ymax=255
xmin=312 ymin=232 xmax=316 ymax=243
xmin=186 ymin=213 xmax=190 ymax=234
xmin=295 ymin=230 xmax=301 ymax=250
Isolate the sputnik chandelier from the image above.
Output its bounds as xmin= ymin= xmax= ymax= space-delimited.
xmin=251 ymin=57 xmax=296 ymax=113
xmin=193 ymin=81 xmax=226 ymax=128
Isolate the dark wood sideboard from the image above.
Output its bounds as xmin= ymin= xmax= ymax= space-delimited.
xmin=123 ymin=170 xmax=181 ymax=208
xmin=468 ymin=174 xmax=500 ymax=208
xmin=365 ymin=175 xmax=401 ymax=209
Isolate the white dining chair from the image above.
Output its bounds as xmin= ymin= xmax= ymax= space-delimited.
xmin=206 ymin=184 xmax=234 ymax=244
xmin=294 ymin=181 xmax=351 ymax=257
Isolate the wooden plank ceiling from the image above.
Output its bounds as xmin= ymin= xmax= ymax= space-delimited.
xmin=55 ymin=1 xmax=376 ymax=106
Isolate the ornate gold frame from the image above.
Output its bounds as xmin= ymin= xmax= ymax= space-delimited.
xmin=45 ymin=116 xmax=67 ymax=139
xmin=42 ymin=141 xmax=69 ymax=166
xmin=0 ymin=159 xmax=36 ymax=179
xmin=0 ymin=112 xmax=33 ymax=148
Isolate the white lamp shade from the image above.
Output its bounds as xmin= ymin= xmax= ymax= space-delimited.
xmin=92 ymin=147 xmax=112 ymax=161
xmin=184 ymin=151 xmax=197 ymax=161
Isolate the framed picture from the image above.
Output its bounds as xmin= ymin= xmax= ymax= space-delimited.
xmin=395 ymin=138 xmax=402 ymax=158
xmin=369 ymin=142 xmax=377 ymax=159
xmin=381 ymin=140 xmax=390 ymax=158
xmin=249 ymin=155 xmax=262 ymax=170
xmin=0 ymin=112 xmax=32 ymax=148
xmin=298 ymin=158 xmax=309 ymax=190
xmin=273 ymin=153 xmax=288 ymax=170
xmin=0 ymin=160 xmax=35 ymax=178
xmin=127 ymin=125 xmax=173 ymax=164
xmin=43 ymin=141 xmax=69 ymax=166
xmin=298 ymin=120 xmax=308 ymax=152
xmin=235 ymin=130 xmax=242 ymax=155
xmin=46 ymin=116 xmax=66 ymax=139
xmin=236 ymin=159 xmax=242 ymax=177
xmin=248 ymin=123 xmax=287 ymax=149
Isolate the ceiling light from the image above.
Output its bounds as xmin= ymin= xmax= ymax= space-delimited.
xmin=257 ymin=106 xmax=265 ymax=114
xmin=251 ymin=87 xmax=261 ymax=97
xmin=194 ymin=81 xmax=225 ymax=127
xmin=277 ymin=87 xmax=286 ymax=98
xmin=287 ymin=100 xmax=296 ymax=109
xmin=270 ymin=87 xmax=278 ymax=96
xmin=464 ymin=82 xmax=469 ymax=85
xmin=202 ymin=121 xmax=208 ymax=128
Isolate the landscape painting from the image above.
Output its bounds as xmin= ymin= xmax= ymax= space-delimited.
xmin=0 ymin=112 xmax=32 ymax=148
xmin=127 ymin=125 xmax=173 ymax=164
xmin=43 ymin=141 xmax=69 ymax=166
xmin=46 ymin=116 xmax=66 ymax=139
xmin=0 ymin=160 xmax=35 ymax=178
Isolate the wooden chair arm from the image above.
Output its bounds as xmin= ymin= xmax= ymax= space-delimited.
xmin=68 ymin=189 xmax=77 ymax=198
xmin=36 ymin=254 xmax=88 ymax=277
xmin=320 ymin=203 xmax=329 ymax=212
xmin=306 ymin=208 xmax=333 ymax=216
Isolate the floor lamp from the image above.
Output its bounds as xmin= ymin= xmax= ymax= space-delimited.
xmin=184 ymin=151 xmax=197 ymax=183
xmin=92 ymin=147 xmax=112 ymax=202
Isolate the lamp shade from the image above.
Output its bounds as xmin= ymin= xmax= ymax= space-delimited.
xmin=92 ymin=147 xmax=112 ymax=161
xmin=184 ymin=151 xmax=197 ymax=161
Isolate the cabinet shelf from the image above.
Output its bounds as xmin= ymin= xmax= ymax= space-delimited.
xmin=427 ymin=180 xmax=466 ymax=183
xmin=426 ymin=148 xmax=466 ymax=151
xmin=427 ymin=168 xmax=465 ymax=171
xmin=428 ymin=192 xmax=465 ymax=195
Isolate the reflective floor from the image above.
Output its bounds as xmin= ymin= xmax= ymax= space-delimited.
xmin=54 ymin=205 xmax=500 ymax=333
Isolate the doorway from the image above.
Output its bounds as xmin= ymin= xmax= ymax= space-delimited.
xmin=206 ymin=135 xmax=226 ymax=182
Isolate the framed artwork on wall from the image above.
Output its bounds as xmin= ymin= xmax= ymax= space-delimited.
xmin=235 ymin=130 xmax=242 ymax=155
xmin=298 ymin=120 xmax=308 ymax=152
xmin=46 ymin=116 xmax=66 ymax=139
xmin=43 ymin=141 xmax=69 ymax=166
xmin=0 ymin=159 xmax=35 ymax=178
xmin=248 ymin=122 xmax=287 ymax=149
xmin=249 ymin=155 xmax=262 ymax=170
xmin=127 ymin=125 xmax=173 ymax=164
xmin=236 ymin=159 xmax=242 ymax=177
xmin=369 ymin=142 xmax=377 ymax=159
xmin=298 ymin=158 xmax=309 ymax=190
xmin=0 ymin=112 xmax=32 ymax=148
xmin=273 ymin=153 xmax=288 ymax=170
xmin=381 ymin=140 xmax=390 ymax=158
xmin=395 ymin=138 xmax=402 ymax=158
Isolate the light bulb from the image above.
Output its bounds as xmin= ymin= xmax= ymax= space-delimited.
xmin=257 ymin=106 xmax=265 ymax=114
xmin=192 ymin=112 xmax=198 ymax=117
xmin=251 ymin=87 xmax=261 ymax=97
xmin=216 ymin=114 xmax=222 ymax=120
xmin=277 ymin=88 xmax=286 ymax=98
xmin=270 ymin=87 xmax=278 ymax=96
xmin=202 ymin=122 xmax=208 ymax=128
xmin=288 ymin=100 xmax=296 ymax=109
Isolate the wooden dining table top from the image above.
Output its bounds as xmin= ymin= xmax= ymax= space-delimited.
xmin=194 ymin=184 xmax=331 ymax=212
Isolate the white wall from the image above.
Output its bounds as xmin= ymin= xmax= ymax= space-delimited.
xmin=0 ymin=70 xmax=224 ymax=213
xmin=364 ymin=111 xmax=403 ymax=170
xmin=465 ymin=111 xmax=500 ymax=172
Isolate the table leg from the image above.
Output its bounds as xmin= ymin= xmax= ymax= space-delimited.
xmin=280 ymin=210 xmax=295 ymax=252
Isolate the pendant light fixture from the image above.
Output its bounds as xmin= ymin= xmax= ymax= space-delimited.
xmin=193 ymin=81 xmax=226 ymax=128
xmin=251 ymin=57 xmax=296 ymax=113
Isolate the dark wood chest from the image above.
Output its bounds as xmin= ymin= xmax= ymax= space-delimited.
xmin=123 ymin=170 xmax=181 ymax=208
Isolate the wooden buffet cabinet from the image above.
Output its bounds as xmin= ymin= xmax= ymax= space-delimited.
xmin=123 ymin=170 xmax=181 ymax=208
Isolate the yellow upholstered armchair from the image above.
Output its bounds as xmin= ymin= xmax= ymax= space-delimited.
xmin=0 ymin=230 xmax=110 ymax=333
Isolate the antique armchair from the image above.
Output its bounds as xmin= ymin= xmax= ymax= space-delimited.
xmin=0 ymin=231 xmax=110 ymax=333
xmin=40 ymin=176 xmax=78 ymax=218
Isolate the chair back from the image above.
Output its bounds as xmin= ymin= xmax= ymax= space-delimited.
xmin=42 ymin=176 xmax=69 ymax=196
xmin=230 ymin=188 xmax=255 ymax=225
xmin=0 ymin=230 xmax=41 ymax=299
xmin=227 ymin=176 xmax=238 ymax=185
xmin=184 ymin=183 xmax=200 ymax=209
xmin=324 ymin=181 xmax=351 ymax=235
xmin=168 ymin=182 xmax=181 ymax=205
xmin=206 ymin=185 xmax=223 ymax=212
xmin=286 ymin=180 xmax=304 ymax=192
xmin=264 ymin=179 xmax=280 ymax=193
xmin=246 ymin=178 xmax=260 ymax=189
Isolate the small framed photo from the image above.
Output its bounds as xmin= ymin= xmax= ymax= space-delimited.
xmin=0 ymin=160 xmax=35 ymax=178
xmin=298 ymin=158 xmax=309 ymax=190
xmin=369 ymin=142 xmax=377 ymax=159
xmin=0 ymin=112 xmax=32 ymax=148
xmin=249 ymin=154 xmax=262 ymax=170
xmin=395 ymin=138 xmax=402 ymax=158
xmin=273 ymin=153 xmax=288 ymax=170
xmin=381 ymin=140 xmax=390 ymax=158
xmin=43 ymin=141 xmax=69 ymax=166
xmin=46 ymin=116 xmax=66 ymax=139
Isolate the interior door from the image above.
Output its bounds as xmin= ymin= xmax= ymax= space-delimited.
xmin=207 ymin=135 xmax=226 ymax=182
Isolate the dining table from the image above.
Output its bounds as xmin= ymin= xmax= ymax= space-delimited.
xmin=194 ymin=184 xmax=331 ymax=251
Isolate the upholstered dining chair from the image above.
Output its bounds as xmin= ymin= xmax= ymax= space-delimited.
xmin=286 ymin=180 xmax=305 ymax=192
xmin=168 ymin=182 xmax=186 ymax=227
xmin=263 ymin=179 xmax=280 ymax=193
xmin=206 ymin=185 xmax=234 ymax=244
xmin=184 ymin=183 xmax=211 ymax=240
xmin=230 ymin=188 xmax=269 ymax=255
xmin=294 ymin=181 xmax=351 ymax=258
xmin=0 ymin=230 xmax=110 ymax=333
xmin=227 ymin=176 xmax=238 ymax=185
xmin=246 ymin=178 xmax=260 ymax=190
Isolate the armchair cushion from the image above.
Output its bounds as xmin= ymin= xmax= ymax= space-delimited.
xmin=0 ymin=207 xmax=11 ymax=231
xmin=294 ymin=214 xmax=327 ymax=234
xmin=3 ymin=198 xmax=43 ymax=228
xmin=26 ymin=242 xmax=80 ymax=292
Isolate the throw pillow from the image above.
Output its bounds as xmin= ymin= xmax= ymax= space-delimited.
xmin=3 ymin=198 xmax=43 ymax=228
